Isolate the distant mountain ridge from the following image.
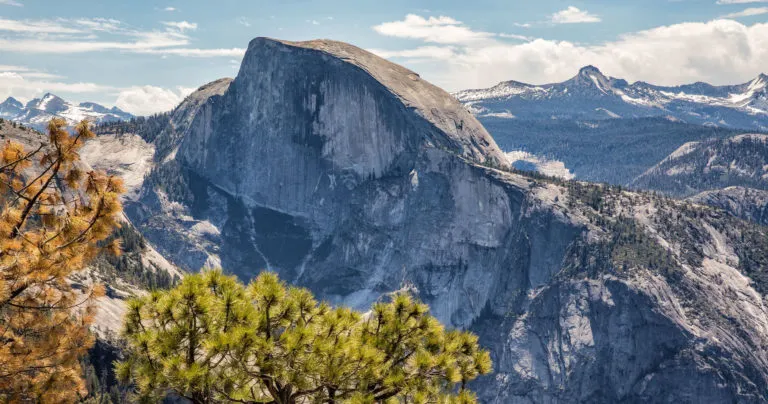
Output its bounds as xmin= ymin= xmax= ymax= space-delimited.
xmin=632 ymin=133 xmax=768 ymax=197
xmin=455 ymin=66 xmax=768 ymax=130
xmin=0 ymin=93 xmax=133 ymax=130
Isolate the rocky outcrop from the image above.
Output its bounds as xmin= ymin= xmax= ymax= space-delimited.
xmin=462 ymin=178 xmax=768 ymax=402
xmin=127 ymin=38 xmax=768 ymax=402
xmin=172 ymin=38 xmax=518 ymax=324
xmin=690 ymin=186 xmax=768 ymax=226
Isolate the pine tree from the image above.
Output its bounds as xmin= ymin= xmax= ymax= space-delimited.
xmin=116 ymin=270 xmax=250 ymax=403
xmin=351 ymin=293 xmax=492 ymax=403
xmin=0 ymin=118 xmax=124 ymax=402
xmin=117 ymin=271 xmax=492 ymax=403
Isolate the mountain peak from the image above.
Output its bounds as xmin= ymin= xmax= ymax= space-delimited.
xmin=754 ymin=73 xmax=768 ymax=86
xmin=249 ymin=37 xmax=507 ymax=166
xmin=579 ymin=65 xmax=603 ymax=75
xmin=1 ymin=93 xmax=133 ymax=129
xmin=40 ymin=92 xmax=63 ymax=102
xmin=0 ymin=96 xmax=24 ymax=118
xmin=26 ymin=93 xmax=68 ymax=114
xmin=746 ymin=73 xmax=768 ymax=93
xmin=567 ymin=65 xmax=616 ymax=93
xmin=1 ymin=96 xmax=23 ymax=108
xmin=571 ymin=65 xmax=608 ymax=82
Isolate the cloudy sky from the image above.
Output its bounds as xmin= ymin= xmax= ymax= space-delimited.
xmin=1 ymin=0 xmax=767 ymax=115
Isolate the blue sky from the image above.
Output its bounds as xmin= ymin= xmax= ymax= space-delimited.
xmin=1 ymin=0 xmax=767 ymax=114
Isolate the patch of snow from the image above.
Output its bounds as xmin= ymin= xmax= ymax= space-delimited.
xmin=454 ymin=82 xmax=547 ymax=102
xmin=662 ymin=91 xmax=721 ymax=105
xmin=595 ymin=107 xmax=620 ymax=118
xmin=618 ymin=92 xmax=665 ymax=108
xmin=589 ymin=74 xmax=608 ymax=94
xmin=505 ymin=150 xmax=575 ymax=180
xmin=37 ymin=94 xmax=55 ymax=111
xmin=483 ymin=111 xmax=516 ymax=119
xmin=58 ymin=105 xmax=106 ymax=123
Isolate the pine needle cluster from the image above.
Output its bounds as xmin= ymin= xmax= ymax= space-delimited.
xmin=0 ymin=118 xmax=125 ymax=402
xmin=117 ymin=270 xmax=492 ymax=403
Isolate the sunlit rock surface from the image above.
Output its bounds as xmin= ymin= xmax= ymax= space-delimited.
xmin=125 ymin=38 xmax=768 ymax=402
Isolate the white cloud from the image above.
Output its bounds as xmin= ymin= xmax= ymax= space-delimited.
xmin=720 ymin=7 xmax=768 ymax=18
xmin=550 ymin=6 xmax=601 ymax=24
xmin=73 ymin=18 xmax=122 ymax=32
xmin=0 ymin=64 xmax=65 ymax=80
xmin=162 ymin=21 xmax=197 ymax=32
xmin=137 ymin=47 xmax=245 ymax=57
xmin=0 ymin=70 xmax=114 ymax=103
xmin=0 ymin=17 xmax=236 ymax=58
xmin=18 ymin=72 xmax=63 ymax=79
xmin=0 ymin=64 xmax=29 ymax=72
xmin=0 ymin=0 xmax=22 ymax=6
xmin=0 ymin=17 xmax=84 ymax=33
xmin=368 ymin=46 xmax=457 ymax=60
xmin=499 ymin=33 xmax=532 ymax=41
xmin=237 ymin=17 xmax=251 ymax=27
xmin=115 ymin=85 xmax=194 ymax=115
xmin=0 ymin=64 xmax=197 ymax=115
xmin=0 ymin=36 xmax=188 ymax=53
xmin=373 ymin=14 xmax=495 ymax=44
xmin=370 ymin=17 xmax=768 ymax=91
xmin=164 ymin=6 xmax=176 ymax=11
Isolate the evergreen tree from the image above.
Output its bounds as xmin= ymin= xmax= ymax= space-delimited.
xmin=117 ymin=271 xmax=491 ymax=403
xmin=0 ymin=118 xmax=125 ymax=402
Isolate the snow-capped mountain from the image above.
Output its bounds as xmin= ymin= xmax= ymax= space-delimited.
xmin=0 ymin=93 xmax=133 ymax=130
xmin=0 ymin=97 xmax=24 ymax=118
xmin=455 ymin=66 xmax=768 ymax=130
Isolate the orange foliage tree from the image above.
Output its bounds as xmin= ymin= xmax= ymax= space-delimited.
xmin=0 ymin=118 xmax=124 ymax=402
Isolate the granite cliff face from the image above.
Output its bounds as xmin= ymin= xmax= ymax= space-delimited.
xmin=125 ymin=38 xmax=768 ymax=402
xmin=690 ymin=186 xmax=768 ymax=226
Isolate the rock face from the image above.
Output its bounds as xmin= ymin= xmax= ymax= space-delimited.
xmin=173 ymin=37 xmax=513 ymax=324
xmin=128 ymin=38 xmax=768 ymax=402
xmin=690 ymin=186 xmax=768 ymax=225
xmin=632 ymin=133 xmax=768 ymax=197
